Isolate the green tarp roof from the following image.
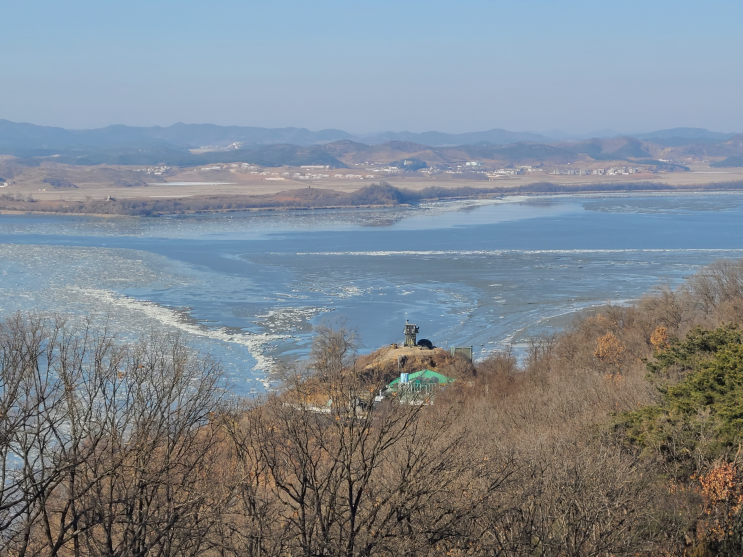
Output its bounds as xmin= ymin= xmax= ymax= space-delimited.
xmin=387 ymin=369 xmax=455 ymax=388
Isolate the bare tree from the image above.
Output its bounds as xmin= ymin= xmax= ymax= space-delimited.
xmin=223 ymin=325 xmax=516 ymax=557
xmin=0 ymin=314 xmax=227 ymax=557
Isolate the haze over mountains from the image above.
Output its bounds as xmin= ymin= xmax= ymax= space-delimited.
xmin=0 ymin=119 xmax=560 ymax=151
xmin=1 ymin=119 xmax=742 ymax=168
xmin=1 ymin=119 xmax=740 ymax=149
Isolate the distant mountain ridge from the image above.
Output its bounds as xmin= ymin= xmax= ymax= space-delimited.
xmin=0 ymin=119 xmax=739 ymax=151
xmin=632 ymin=127 xmax=738 ymax=141
xmin=0 ymin=120 xmax=552 ymax=150
xmin=2 ymin=119 xmax=743 ymax=168
xmin=0 ymin=119 xmax=356 ymax=150
xmin=358 ymin=129 xmax=550 ymax=146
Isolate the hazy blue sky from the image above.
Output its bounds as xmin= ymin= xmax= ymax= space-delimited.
xmin=3 ymin=0 xmax=742 ymax=134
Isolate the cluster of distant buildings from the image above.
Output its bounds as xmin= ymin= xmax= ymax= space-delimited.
xmin=133 ymin=166 xmax=170 ymax=175
xmin=291 ymin=173 xmax=377 ymax=180
xmin=152 ymin=159 xmax=654 ymax=184
xmin=548 ymin=166 xmax=643 ymax=176
xmin=192 ymin=164 xmax=266 ymax=173
xmin=196 ymin=142 xmax=244 ymax=151
xmin=487 ymin=165 xmax=544 ymax=177
xmin=203 ymin=163 xmax=261 ymax=171
xmin=364 ymin=166 xmax=414 ymax=174
xmin=294 ymin=173 xmax=330 ymax=180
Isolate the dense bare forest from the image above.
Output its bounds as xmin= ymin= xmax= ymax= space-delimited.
xmin=3 ymin=259 xmax=743 ymax=555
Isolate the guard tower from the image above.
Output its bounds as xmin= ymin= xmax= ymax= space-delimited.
xmin=404 ymin=320 xmax=419 ymax=347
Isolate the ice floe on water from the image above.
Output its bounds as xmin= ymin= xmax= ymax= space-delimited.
xmin=70 ymin=288 xmax=286 ymax=376
xmin=0 ymin=244 xmax=303 ymax=392
xmin=4 ymin=193 xmax=743 ymax=392
xmin=255 ymin=306 xmax=332 ymax=334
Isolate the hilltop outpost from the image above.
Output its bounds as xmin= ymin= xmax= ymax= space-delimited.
xmin=357 ymin=321 xmax=471 ymax=405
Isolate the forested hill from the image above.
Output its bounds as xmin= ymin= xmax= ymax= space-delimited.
xmin=5 ymin=257 xmax=743 ymax=554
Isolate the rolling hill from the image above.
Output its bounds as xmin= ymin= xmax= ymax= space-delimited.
xmin=1 ymin=120 xmax=743 ymax=169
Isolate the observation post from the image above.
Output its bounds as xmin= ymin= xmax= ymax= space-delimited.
xmin=403 ymin=321 xmax=419 ymax=347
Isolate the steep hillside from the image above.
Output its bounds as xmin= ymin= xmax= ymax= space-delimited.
xmin=676 ymin=134 xmax=743 ymax=159
xmin=320 ymin=140 xmax=371 ymax=157
xmin=565 ymin=137 xmax=653 ymax=160
xmin=711 ymin=155 xmax=743 ymax=168
xmin=330 ymin=141 xmax=439 ymax=165
xmin=468 ymin=142 xmax=574 ymax=164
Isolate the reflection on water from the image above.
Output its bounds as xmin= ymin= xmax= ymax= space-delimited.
xmin=1 ymin=193 xmax=743 ymax=396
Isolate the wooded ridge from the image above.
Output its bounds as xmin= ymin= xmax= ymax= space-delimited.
xmin=3 ymin=258 xmax=743 ymax=554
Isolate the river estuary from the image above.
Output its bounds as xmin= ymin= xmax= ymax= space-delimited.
xmin=2 ymin=192 xmax=743 ymax=394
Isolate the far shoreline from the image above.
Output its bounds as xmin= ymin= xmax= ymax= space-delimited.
xmin=2 ymin=180 xmax=743 ymax=218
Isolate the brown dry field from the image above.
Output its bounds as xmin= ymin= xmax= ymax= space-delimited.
xmin=3 ymin=162 xmax=743 ymax=205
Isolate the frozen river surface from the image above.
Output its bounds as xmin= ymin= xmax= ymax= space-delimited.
xmin=1 ymin=193 xmax=743 ymax=394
